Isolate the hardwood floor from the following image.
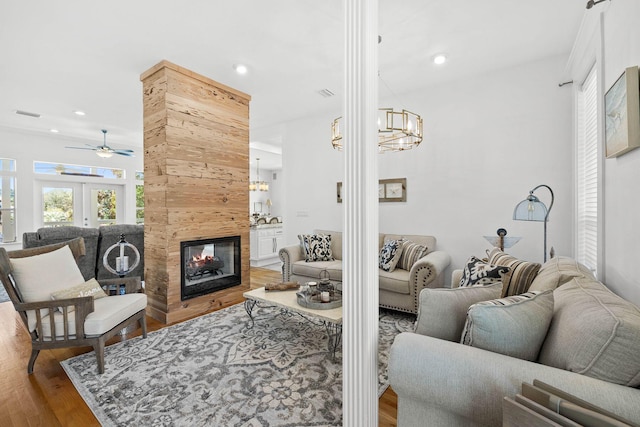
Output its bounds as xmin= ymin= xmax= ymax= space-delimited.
xmin=0 ymin=267 xmax=397 ymax=426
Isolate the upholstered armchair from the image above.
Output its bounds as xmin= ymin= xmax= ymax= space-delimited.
xmin=0 ymin=237 xmax=147 ymax=374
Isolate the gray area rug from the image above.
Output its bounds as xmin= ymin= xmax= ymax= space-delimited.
xmin=62 ymin=302 xmax=414 ymax=426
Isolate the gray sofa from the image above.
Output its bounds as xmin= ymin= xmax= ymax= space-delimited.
xmin=279 ymin=230 xmax=451 ymax=314
xmin=389 ymin=256 xmax=640 ymax=426
xmin=23 ymin=224 xmax=144 ymax=281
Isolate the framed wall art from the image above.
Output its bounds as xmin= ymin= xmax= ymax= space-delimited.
xmin=605 ymin=65 xmax=640 ymax=158
xmin=338 ymin=178 xmax=407 ymax=203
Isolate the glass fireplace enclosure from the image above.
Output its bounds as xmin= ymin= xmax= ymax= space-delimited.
xmin=180 ymin=235 xmax=241 ymax=301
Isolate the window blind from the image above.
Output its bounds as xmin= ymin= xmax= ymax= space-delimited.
xmin=576 ymin=66 xmax=598 ymax=273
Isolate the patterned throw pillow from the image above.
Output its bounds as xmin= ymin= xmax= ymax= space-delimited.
xmin=397 ymin=241 xmax=428 ymax=271
xmin=460 ymin=290 xmax=554 ymax=361
xmin=50 ymin=278 xmax=108 ymax=301
xmin=459 ymin=256 xmax=511 ymax=287
xmin=379 ymin=239 xmax=404 ymax=272
xmin=487 ymin=248 xmax=541 ymax=297
xmin=298 ymin=234 xmax=335 ymax=262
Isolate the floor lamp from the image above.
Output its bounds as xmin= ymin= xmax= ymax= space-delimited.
xmin=513 ymin=184 xmax=554 ymax=262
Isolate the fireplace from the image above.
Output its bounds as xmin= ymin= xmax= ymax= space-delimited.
xmin=180 ymin=236 xmax=241 ymax=301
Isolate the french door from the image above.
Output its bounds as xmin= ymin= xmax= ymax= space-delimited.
xmin=37 ymin=181 xmax=124 ymax=228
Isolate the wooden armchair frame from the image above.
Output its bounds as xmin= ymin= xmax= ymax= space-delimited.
xmin=0 ymin=237 xmax=147 ymax=374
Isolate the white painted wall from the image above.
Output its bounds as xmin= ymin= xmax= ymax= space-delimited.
xmin=281 ymin=54 xmax=574 ymax=286
xmin=600 ymin=0 xmax=640 ymax=305
xmin=0 ymin=126 xmax=142 ymax=250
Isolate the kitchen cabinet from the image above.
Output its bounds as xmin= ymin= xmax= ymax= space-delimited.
xmin=250 ymin=225 xmax=284 ymax=267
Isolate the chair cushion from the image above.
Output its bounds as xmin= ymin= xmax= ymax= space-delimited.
xmin=291 ymin=260 xmax=343 ymax=282
xmin=397 ymin=241 xmax=428 ymax=271
xmin=487 ymin=248 xmax=541 ymax=296
xmin=40 ymin=293 xmax=147 ymax=338
xmin=415 ymin=282 xmax=503 ymax=341
xmin=10 ymin=245 xmax=86 ymax=330
xmin=379 ymin=239 xmax=404 ymax=272
xmin=538 ymin=278 xmax=640 ymax=387
xmin=459 ymin=256 xmax=511 ymax=287
xmin=461 ymin=290 xmax=554 ymax=361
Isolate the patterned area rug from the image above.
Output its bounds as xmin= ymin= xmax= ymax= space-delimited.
xmin=0 ymin=285 xmax=9 ymax=303
xmin=62 ymin=302 xmax=414 ymax=426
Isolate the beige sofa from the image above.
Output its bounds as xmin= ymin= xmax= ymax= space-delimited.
xmin=389 ymin=256 xmax=640 ymax=426
xmin=278 ymin=230 xmax=451 ymax=314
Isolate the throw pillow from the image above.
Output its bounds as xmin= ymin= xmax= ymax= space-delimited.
xmin=298 ymin=234 xmax=335 ymax=262
xmin=379 ymin=239 xmax=404 ymax=272
xmin=487 ymin=248 xmax=541 ymax=297
xmin=415 ymin=282 xmax=503 ymax=342
xmin=460 ymin=290 xmax=554 ymax=361
xmin=50 ymin=278 xmax=108 ymax=301
xmin=397 ymin=241 xmax=428 ymax=271
xmin=9 ymin=245 xmax=86 ymax=331
xmin=459 ymin=256 xmax=511 ymax=287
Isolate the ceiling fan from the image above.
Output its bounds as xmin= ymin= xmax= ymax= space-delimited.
xmin=66 ymin=129 xmax=134 ymax=158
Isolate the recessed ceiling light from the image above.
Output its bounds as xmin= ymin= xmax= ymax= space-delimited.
xmin=233 ymin=64 xmax=248 ymax=75
xmin=50 ymin=129 xmax=59 ymax=133
xmin=73 ymin=110 xmax=86 ymax=116
xmin=433 ymin=54 xmax=447 ymax=65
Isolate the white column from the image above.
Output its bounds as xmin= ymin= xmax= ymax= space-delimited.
xmin=343 ymin=0 xmax=379 ymax=425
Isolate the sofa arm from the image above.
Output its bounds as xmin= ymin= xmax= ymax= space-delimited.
xmin=279 ymin=244 xmax=304 ymax=282
xmin=410 ymin=250 xmax=451 ymax=290
xmin=451 ymin=269 xmax=463 ymax=287
xmin=389 ymin=333 xmax=640 ymax=427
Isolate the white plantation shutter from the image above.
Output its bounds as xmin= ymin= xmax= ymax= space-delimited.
xmin=576 ymin=66 xmax=598 ymax=273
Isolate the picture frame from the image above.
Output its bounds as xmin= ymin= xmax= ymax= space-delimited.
xmin=337 ymin=178 xmax=407 ymax=203
xmin=605 ymin=66 xmax=640 ymax=158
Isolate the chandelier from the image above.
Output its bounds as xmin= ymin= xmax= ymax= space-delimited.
xmin=331 ymin=108 xmax=423 ymax=152
xmin=249 ymin=158 xmax=269 ymax=192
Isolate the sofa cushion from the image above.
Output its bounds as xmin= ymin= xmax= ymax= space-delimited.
xmin=538 ymin=278 xmax=640 ymax=387
xmin=10 ymin=245 xmax=86 ymax=331
xmin=298 ymin=234 xmax=335 ymax=262
xmin=379 ymin=239 xmax=404 ymax=272
xmin=397 ymin=241 xmax=428 ymax=271
xmin=459 ymin=256 xmax=511 ymax=287
xmin=40 ymin=293 xmax=147 ymax=338
xmin=487 ymin=248 xmax=541 ymax=296
xmin=291 ymin=260 xmax=343 ymax=282
xmin=461 ymin=290 xmax=554 ymax=361
xmin=528 ymin=256 xmax=593 ymax=292
xmin=415 ymin=282 xmax=503 ymax=341
xmin=315 ymin=230 xmax=342 ymax=260
xmin=379 ymin=268 xmax=411 ymax=294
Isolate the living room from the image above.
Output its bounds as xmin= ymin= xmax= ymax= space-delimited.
xmin=1 ymin=0 xmax=640 ymax=425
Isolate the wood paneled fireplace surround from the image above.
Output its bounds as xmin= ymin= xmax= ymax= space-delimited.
xmin=141 ymin=60 xmax=251 ymax=324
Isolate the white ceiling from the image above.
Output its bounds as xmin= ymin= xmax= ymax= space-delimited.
xmin=0 ymin=1 xmax=587 ymax=170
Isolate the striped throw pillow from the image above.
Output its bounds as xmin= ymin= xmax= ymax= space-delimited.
xmin=461 ymin=290 xmax=554 ymax=361
xmin=397 ymin=241 xmax=428 ymax=271
xmin=487 ymin=248 xmax=541 ymax=297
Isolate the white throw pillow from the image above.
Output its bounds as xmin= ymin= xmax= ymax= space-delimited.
xmin=460 ymin=290 xmax=554 ymax=361
xmin=10 ymin=245 xmax=85 ymax=330
xmin=50 ymin=278 xmax=108 ymax=301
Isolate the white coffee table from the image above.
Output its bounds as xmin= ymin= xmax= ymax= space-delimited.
xmin=243 ymin=287 xmax=342 ymax=358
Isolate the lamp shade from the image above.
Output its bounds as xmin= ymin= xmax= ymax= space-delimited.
xmin=513 ymin=195 xmax=547 ymax=222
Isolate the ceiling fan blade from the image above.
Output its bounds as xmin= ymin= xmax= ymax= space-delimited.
xmin=114 ymin=148 xmax=134 ymax=153
xmin=66 ymin=146 xmax=97 ymax=151
xmin=113 ymin=150 xmax=135 ymax=157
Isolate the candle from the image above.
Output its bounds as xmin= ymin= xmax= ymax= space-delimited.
xmin=321 ymin=291 xmax=330 ymax=302
xmin=116 ymin=256 xmax=129 ymax=272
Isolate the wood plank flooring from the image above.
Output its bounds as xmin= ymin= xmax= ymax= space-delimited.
xmin=0 ymin=267 xmax=398 ymax=426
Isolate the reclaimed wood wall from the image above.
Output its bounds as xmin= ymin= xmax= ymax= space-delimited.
xmin=140 ymin=60 xmax=251 ymax=324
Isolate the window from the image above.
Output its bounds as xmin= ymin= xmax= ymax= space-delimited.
xmin=0 ymin=158 xmax=17 ymax=243
xmin=576 ymin=65 xmax=599 ymax=273
xmin=34 ymin=161 xmax=125 ymax=179
xmin=135 ymin=171 xmax=144 ymax=224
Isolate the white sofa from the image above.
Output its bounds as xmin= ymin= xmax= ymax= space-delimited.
xmin=389 ymin=256 xmax=640 ymax=426
xmin=278 ymin=230 xmax=451 ymax=314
